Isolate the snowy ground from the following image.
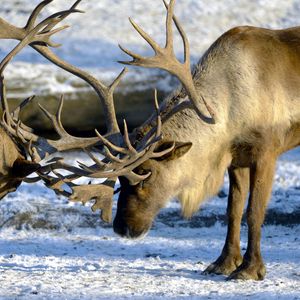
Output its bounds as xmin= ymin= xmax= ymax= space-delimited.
xmin=0 ymin=224 xmax=299 ymax=300
xmin=0 ymin=149 xmax=299 ymax=299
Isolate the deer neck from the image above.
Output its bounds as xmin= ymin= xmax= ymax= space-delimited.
xmin=162 ymin=109 xmax=232 ymax=218
xmin=181 ymin=140 xmax=231 ymax=218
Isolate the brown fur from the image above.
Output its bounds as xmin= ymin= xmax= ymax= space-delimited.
xmin=0 ymin=127 xmax=40 ymax=199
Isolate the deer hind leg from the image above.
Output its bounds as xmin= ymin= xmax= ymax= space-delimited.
xmin=228 ymin=153 xmax=276 ymax=281
xmin=203 ymin=167 xmax=249 ymax=276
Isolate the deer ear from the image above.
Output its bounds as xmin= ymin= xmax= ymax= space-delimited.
xmin=12 ymin=158 xmax=40 ymax=179
xmin=155 ymin=141 xmax=192 ymax=162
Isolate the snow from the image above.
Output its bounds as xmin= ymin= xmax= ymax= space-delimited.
xmin=0 ymin=0 xmax=300 ymax=299
xmin=0 ymin=225 xmax=299 ymax=299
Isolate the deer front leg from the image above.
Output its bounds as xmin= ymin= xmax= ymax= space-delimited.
xmin=203 ymin=167 xmax=249 ymax=275
xmin=228 ymin=154 xmax=276 ymax=281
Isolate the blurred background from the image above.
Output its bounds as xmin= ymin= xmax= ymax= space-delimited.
xmin=1 ymin=0 xmax=300 ymax=135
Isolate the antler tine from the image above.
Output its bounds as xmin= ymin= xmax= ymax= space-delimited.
xmin=138 ymin=89 xmax=162 ymax=151
xmin=123 ymin=119 xmax=137 ymax=154
xmin=38 ymin=172 xmax=73 ymax=197
xmin=162 ymin=0 xmax=190 ymax=66
xmin=109 ymin=67 xmax=128 ymax=93
xmin=12 ymin=95 xmax=35 ymax=122
xmin=119 ymin=0 xmax=216 ymax=124
xmin=118 ymin=44 xmax=145 ymax=64
xmin=0 ymin=82 xmax=35 ymax=138
xmin=0 ymin=75 xmax=11 ymax=126
xmin=95 ymin=129 xmax=127 ymax=154
xmin=125 ymin=171 xmax=151 ymax=186
xmin=23 ymin=176 xmax=42 ymax=184
xmin=128 ymin=18 xmax=160 ymax=53
xmin=42 ymin=0 xmax=84 ymax=33
xmin=16 ymin=120 xmax=28 ymax=144
xmin=154 ymin=90 xmax=162 ymax=139
xmin=56 ymin=95 xmax=64 ymax=128
xmin=0 ymin=77 xmax=37 ymax=147
xmin=41 ymin=25 xmax=71 ymax=48
xmin=25 ymin=0 xmax=54 ymax=31
xmin=51 ymin=170 xmax=79 ymax=184
xmin=34 ymin=98 xmax=102 ymax=153
xmin=28 ymin=8 xmax=83 ymax=48
xmin=77 ymin=161 xmax=96 ymax=173
xmin=0 ymin=77 xmax=36 ymax=141
xmin=38 ymin=95 xmax=69 ymax=138
xmin=70 ymin=0 xmax=83 ymax=10
xmin=165 ymin=0 xmax=175 ymax=51
xmin=102 ymin=146 xmax=123 ymax=164
xmin=77 ymin=151 xmax=108 ymax=173
xmin=83 ymin=148 xmax=106 ymax=169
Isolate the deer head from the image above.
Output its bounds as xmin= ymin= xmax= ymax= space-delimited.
xmin=114 ymin=141 xmax=193 ymax=238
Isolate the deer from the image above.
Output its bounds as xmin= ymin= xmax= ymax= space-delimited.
xmin=1 ymin=0 xmax=299 ymax=281
xmin=111 ymin=0 xmax=300 ymax=281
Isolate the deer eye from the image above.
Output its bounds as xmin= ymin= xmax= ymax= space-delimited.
xmin=138 ymin=170 xmax=152 ymax=189
xmin=137 ymin=168 xmax=151 ymax=176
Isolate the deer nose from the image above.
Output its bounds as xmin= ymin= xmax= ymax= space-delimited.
xmin=113 ymin=216 xmax=128 ymax=237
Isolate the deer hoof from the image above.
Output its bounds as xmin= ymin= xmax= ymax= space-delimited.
xmin=227 ymin=262 xmax=266 ymax=281
xmin=202 ymin=254 xmax=243 ymax=276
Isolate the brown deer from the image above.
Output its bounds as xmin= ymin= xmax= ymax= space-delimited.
xmin=1 ymin=0 xmax=299 ymax=282
xmin=106 ymin=0 xmax=300 ymax=280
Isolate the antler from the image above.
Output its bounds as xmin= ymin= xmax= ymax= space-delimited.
xmin=0 ymin=0 xmax=121 ymax=135
xmin=43 ymin=90 xmax=175 ymax=184
xmin=0 ymin=1 xmax=175 ymax=222
xmin=0 ymin=1 xmax=103 ymax=162
xmin=33 ymin=169 xmax=115 ymax=223
xmin=119 ymin=0 xmax=216 ymax=124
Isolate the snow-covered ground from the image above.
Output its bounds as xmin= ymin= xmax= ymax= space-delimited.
xmin=0 ymin=224 xmax=299 ymax=300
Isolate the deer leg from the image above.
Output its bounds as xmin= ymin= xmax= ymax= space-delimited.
xmin=228 ymin=153 xmax=276 ymax=280
xmin=203 ymin=167 xmax=249 ymax=275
